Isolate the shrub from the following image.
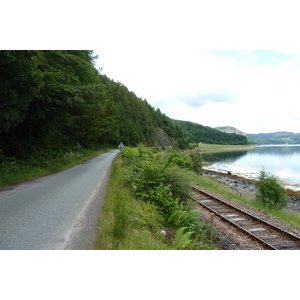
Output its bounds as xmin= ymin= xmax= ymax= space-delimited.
xmin=255 ymin=168 xmax=290 ymax=210
xmin=148 ymin=183 xmax=179 ymax=217
xmin=162 ymin=166 xmax=190 ymax=203
xmin=189 ymin=152 xmax=203 ymax=175
xmin=166 ymin=152 xmax=193 ymax=170
xmin=120 ymin=147 xmax=140 ymax=164
xmin=127 ymin=154 xmax=190 ymax=205
xmin=128 ymin=157 xmax=165 ymax=196
xmin=119 ymin=147 xmax=213 ymax=249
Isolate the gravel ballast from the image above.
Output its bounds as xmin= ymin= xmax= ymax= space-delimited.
xmin=194 ymin=171 xmax=300 ymax=250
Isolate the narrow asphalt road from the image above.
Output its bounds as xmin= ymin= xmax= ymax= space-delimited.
xmin=0 ymin=150 xmax=119 ymax=250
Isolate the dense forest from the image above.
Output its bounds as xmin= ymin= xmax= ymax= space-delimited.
xmin=171 ymin=119 xmax=248 ymax=145
xmin=0 ymin=50 xmax=247 ymax=161
xmin=0 ymin=50 xmax=190 ymax=160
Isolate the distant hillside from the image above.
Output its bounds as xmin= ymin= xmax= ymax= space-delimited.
xmin=215 ymin=126 xmax=246 ymax=136
xmin=215 ymin=126 xmax=300 ymax=144
xmin=247 ymin=131 xmax=300 ymax=144
xmin=170 ymin=120 xmax=248 ymax=145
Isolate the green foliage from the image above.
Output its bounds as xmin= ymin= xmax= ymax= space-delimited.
xmin=255 ymin=168 xmax=290 ymax=210
xmin=0 ymin=149 xmax=104 ymax=187
xmin=162 ymin=166 xmax=190 ymax=203
xmin=148 ymin=183 xmax=179 ymax=216
xmin=0 ymin=50 xmax=191 ymax=162
xmin=123 ymin=148 xmax=190 ymax=215
xmin=171 ymin=119 xmax=248 ymax=145
xmin=168 ymin=203 xmax=199 ymax=228
xmin=247 ymin=131 xmax=300 ymax=145
xmin=189 ymin=152 xmax=203 ymax=175
xmin=121 ymin=147 xmax=214 ymax=248
xmin=126 ymin=152 xmax=190 ymax=209
xmin=166 ymin=152 xmax=193 ymax=170
xmin=120 ymin=147 xmax=140 ymax=164
xmin=0 ymin=50 xmax=42 ymax=134
xmin=96 ymin=155 xmax=170 ymax=250
xmin=112 ymin=197 xmax=127 ymax=248
xmin=173 ymin=227 xmax=193 ymax=250
xmin=97 ymin=152 xmax=213 ymax=249
xmin=167 ymin=202 xmax=209 ymax=240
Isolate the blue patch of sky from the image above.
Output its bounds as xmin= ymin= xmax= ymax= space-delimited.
xmin=206 ymin=50 xmax=299 ymax=66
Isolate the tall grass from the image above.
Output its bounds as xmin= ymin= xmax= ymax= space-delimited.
xmin=186 ymin=170 xmax=300 ymax=229
xmin=0 ymin=149 xmax=106 ymax=187
xmin=97 ymin=148 xmax=300 ymax=251
xmin=95 ymin=152 xmax=214 ymax=250
xmin=95 ymin=155 xmax=169 ymax=250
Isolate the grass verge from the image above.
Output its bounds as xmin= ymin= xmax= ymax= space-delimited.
xmin=95 ymin=152 xmax=214 ymax=250
xmin=95 ymin=154 xmax=170 ymax=250
xmin=186 ymin=170 xmax=300 ymax=229
xmin=0 ymin=149 xmax=107 ymax=188
xmin=96 ymin=147 xmax=300 ymax=250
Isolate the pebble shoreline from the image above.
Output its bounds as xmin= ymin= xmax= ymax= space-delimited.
xmin=203 ymin=170 xmax=300 ymax=211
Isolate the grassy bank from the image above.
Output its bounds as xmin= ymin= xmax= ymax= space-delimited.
xmin=186 ymin=170 xmax=300 ymax=229
xmin=95 ymin=150 xmax=213 ymax=250
xmin=0 ymin=149 xmax=108 ymax=188
xmin=95 ymin=155 xmax=170 ymax=250
xmin=96 ymin=147 xmax=300 ymax=250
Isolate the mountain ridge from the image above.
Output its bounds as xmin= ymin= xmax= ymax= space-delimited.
xmin=214 ymin=126 xmax=246 ymax=136
xmin=170 ymin=120 xmax=248 ymax=145
xmin=215 ymin=126 xmax=300 ymax=144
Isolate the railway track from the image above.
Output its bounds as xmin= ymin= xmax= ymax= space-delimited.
xmin=191 ymin=186 xmax=300 ymax=250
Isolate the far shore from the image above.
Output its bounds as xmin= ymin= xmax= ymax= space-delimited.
xmin=197 ymin=146 xmax=258 ymax=152
xmin=182 ymin=144 xmax=259 ymax=154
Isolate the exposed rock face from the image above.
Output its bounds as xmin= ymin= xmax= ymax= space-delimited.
xmin=215 ymin=126 xmax=246 ymax=136
xmin=153 ymin=128 xmax=173 ymax=146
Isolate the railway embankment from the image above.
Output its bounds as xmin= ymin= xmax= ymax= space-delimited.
xmin=203 ymin=170 xmax=300 ymax=211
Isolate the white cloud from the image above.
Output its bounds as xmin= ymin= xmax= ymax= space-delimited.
xmin=86 ymin=1 xmax=300 ymax=135
xmin=96 ymin=48 xmax=300 ymax=134
xmin=3 ymin=0 xmax=300 ymax=135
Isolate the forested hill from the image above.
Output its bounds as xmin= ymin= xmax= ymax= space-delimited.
xmin=0 ymin=50 xmax=249 ymax=161
xmin=170 ymin=119 xmax=248 ymax=145
xmin=246 ymin=131 xmax=300 ymax=144
xmin=0 ymin=50 xmax=191 ymax=159
xmin=215 ymin=126 xmax=300 ymax=144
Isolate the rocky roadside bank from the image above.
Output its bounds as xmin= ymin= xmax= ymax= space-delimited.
xmin=203 ymin=170 xmax=300 ymax=211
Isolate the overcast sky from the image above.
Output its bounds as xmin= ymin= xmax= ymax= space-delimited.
xmin=95 ymin=49 xmax=300 ymax=134
xmin=3 ymin=0 xmax=299 ymax=291
xmin=91 ymin=0 xmax=300 ymax=134
xmin=4 ymin=0 xmax=300 ymax=134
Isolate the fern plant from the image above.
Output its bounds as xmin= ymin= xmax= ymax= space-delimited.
xmin=173 ymin=227 xmax=193 ymax=249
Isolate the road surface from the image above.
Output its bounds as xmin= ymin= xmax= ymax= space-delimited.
xmin=0 ymin=150 xmax=119 ymax=250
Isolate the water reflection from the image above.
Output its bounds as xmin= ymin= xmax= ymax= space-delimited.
xmin=203 ymin=145 xmax=300 ymax=191
xmin=249 ymin=145 xmax=300 ymax=156
xmin=203 ymin=150 xmax=248 ymax=163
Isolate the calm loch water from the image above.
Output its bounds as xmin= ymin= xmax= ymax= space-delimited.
xmin=202 ymin=145 xmax=300 ymax=191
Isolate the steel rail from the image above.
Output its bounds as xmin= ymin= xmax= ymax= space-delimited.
xmin=191 ymin=186 xmax=300 ymax=250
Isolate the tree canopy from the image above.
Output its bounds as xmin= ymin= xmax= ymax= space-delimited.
xmin=170 ymin=119 xmax=248 ymax=145
xmin=0 ymin=50 xmax=247 ymax=160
